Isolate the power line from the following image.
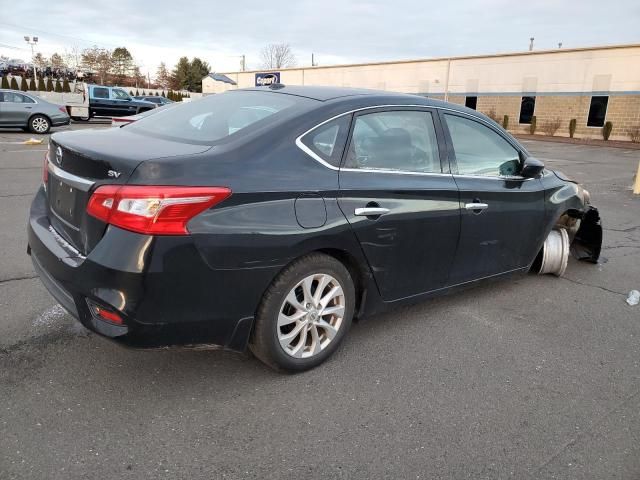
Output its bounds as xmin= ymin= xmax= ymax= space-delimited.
xmin=0 ymin=22 xmax=122 ymax=49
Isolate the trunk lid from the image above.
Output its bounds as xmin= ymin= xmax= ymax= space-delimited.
xmin=46 ymin=128 xmax=210 ymax=254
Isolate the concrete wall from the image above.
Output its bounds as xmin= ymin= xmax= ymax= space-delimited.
xmin=203 ymin=44 xmax=640 ymax=141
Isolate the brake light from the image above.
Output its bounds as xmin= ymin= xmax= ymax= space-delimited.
xmin=59 ymin=106 xmax=67 ymax=114
xmin=86 ymin=185 xmax=231 ymax=235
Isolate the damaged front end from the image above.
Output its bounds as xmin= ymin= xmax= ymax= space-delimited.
xmin=571 ymin=206 xmax=602 ymax=263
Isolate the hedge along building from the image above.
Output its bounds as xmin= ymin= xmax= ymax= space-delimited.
xmin=203 ymin=43 xmax=640 ymax=141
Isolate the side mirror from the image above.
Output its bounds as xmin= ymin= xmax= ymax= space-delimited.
xmin=521 ymin=156 xmax=544 ymax=178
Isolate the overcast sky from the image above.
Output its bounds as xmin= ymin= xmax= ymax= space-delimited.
xmin=1 ymin=0 xmax=638 ymax=77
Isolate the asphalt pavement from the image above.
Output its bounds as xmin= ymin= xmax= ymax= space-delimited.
xmin=1 ymin=123 xmax=639 ymax=479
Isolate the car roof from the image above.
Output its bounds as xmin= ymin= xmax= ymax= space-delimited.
xmin=236 ymin=85 xmax=475 ymax=115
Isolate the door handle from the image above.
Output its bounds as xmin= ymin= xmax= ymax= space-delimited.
xmin=355 ymin=207 xmax=390 ymax=217
xmin=464 ymin=202 xmax=489 ymax=211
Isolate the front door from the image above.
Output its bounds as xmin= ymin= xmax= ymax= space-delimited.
xmin=0 ymin=91 xmax=35 ymax=125
xmin=338 ymin=108 xmax=460 ymax=301
xmin=439 ymin=111 xmax=546 ymax=285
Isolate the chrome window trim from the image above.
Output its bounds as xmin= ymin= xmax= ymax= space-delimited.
xmin=47 ymin=161 xmax=95 ymax=191
xmin=295 ymin=104 xmax=523 ymax=179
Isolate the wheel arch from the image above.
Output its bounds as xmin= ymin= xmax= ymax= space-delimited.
xmin=27 ymin=112 xmax=51 ymax=129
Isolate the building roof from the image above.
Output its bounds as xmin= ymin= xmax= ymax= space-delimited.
xmin=239 ymin=85 xmax=411 ymax=101
xmin=219 ymin=42 xmax=640 ymax=75
xmin=205 ymin=73 xmax=237 ymax=85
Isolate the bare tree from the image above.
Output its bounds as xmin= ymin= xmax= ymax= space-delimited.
xmin=260 ymin=43 xmax=296 ymax=69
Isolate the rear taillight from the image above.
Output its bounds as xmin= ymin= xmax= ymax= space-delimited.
xmin=86 ymin=185 xmax=232 ymax=235
xmin=59 ymin=106 xmax=67 ymax=114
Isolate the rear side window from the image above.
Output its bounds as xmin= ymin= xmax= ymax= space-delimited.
xmin=93 ymin=87 xmax=109 ymax=99
xmin=129 ymin=91 xmax=306 ymax=144
xmin=300 ymin=116 xmax=351 ymax=167
xmin=444 ymin=114 xmax=520 ymax=177
xmin=344 ymin=110 xmax=441 ymax=173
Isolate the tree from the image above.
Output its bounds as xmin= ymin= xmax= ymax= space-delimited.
xmin=170 ymin=56 xmax=190 ymax=91
xmin=260 ymin=43 xmax=296 ymax=69
xmin=131 ymin=65 xmax=145 ymax=88
xmin=36 ymin=76 xmax=46 ymax=91
xmin=28 ymin=78 xmax=36 ymax=90
xmin=62 ymin=78 xmax=71 ymax=92
xmin=50 ymin=53 xmax=65 ymax=69
xmin=33 ymin=53 xmax=47 ymax=70
xmin=156 ymin=62 xmax=170 ymax=89
xmin=81 ymin=46 xmax=113 ymax=84
xmin=111 ymin=47 xmax=134 ymax=83
xmin=187 ymin=57 xmax=210 ymax=92
xmin=1 ymin=76 xmax=9 ymax=89
xmin=10 ymin=77 xmax=19 ymax=90
xmin=55 ymin=80 xmax=63 ymax=93
xmin=20 ymin=77 xmax=28 ymax=91
xmin=46 ymin=78 xmax=54 ymax=91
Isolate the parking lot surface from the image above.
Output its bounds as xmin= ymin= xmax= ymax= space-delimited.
xmin=1 ymin=123 xmax=639 ymax=479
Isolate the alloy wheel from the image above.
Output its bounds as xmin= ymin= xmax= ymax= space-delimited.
xmin=277 ymin=273 xmax=345 ymax=358
xmin=32 ymin=117 xmax=49 ymax=133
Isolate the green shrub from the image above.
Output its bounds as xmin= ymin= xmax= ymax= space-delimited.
xmin=129 ymin=90 xmax=134 ymax=95
xmin=36 ymin=76 xmax=46 ymax=91
xmin=155 ymin=91 xmax=159 ymax=96
xmin=529 ymin=116 xmax=537 ymax=135
xmin=1 ymin=76 xmax=9 ymax=89
xmin=502 ymin=115 xmax=509 ymax=130
xmin=10 ymin=76 xmax=19 ymax=90
xmin=55 ymin=81 xmax=63 ymax=93
xmin=45 ymin=78 xmax=54 ymax=91
xmin=62 ymin=79 xmax=71 ymax=93
xmin=20 ymin=77 xmax=28 ymax=91
xmin=568 ymin=119 xmax=576 ymax=138
xmin=135 ymin=89 xmax=139 ymax=96
xmin=629 ymin=126 xmax=640 ymax=143
xmin=603 ymin=121 xmax=613 ymax=141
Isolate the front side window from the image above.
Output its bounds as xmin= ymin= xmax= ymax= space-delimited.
xmin=587 ymin=96 xmax=608 ymax=127
xmin=93 ymin=87 xmax=109 ymax=99
xmin=519 ymin=96 xmax=536 ymax=124
xmin=344 ymin=110 xmax=441 ymax=173
xmin=445 ymin=114 xmax=520 ymax=177
xmin=300 ymin=116 xmax=350 ymax=167
xmin=112 ymin=88 xmax=131 ymax=100
xmin=129 ymin=90 xmax=308 ymax=144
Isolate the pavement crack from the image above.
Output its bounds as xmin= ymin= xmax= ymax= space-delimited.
xmin=604 ymin=226 xmax=640 ymax=234
xmin=0 ymin=274 xmax=38 ymax=285
xmin=0 ymin=193 xmax=33 ymax=198
xmin=559 ymin=276 xmax=626 ymax=296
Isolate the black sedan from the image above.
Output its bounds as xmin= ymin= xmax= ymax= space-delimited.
xmin=28 ymin=85 xmax=602 ymax=371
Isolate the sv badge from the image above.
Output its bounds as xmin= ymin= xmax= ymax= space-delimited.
xmin=107 ymin=170 xmax=122 ymax=178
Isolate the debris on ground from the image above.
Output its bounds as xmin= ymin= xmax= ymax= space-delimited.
xmin=626 ymin=290 xmax=640 ymax=306
xmin=23 ymin=138 xmax=44 ymax=145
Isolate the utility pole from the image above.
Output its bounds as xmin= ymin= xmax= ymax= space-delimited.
xmin=529 ymin=37 xmax=535 ymax=51
xmin=558 ymin=42 xmax=563 ymax=49
xmin=241 ymin=55 xmax=246 ymax=71
xmin=24 ymin=36 xmax=38 ymax=78
xmin=311 ymin=53 xmax=316 ymax=67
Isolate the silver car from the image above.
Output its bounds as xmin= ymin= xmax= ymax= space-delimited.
xmin=0 ymin=89 xmax=70 ymax=134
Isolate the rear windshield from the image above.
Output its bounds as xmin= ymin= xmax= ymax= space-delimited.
xmin=128 ymin=90 xmax=308 ymax=144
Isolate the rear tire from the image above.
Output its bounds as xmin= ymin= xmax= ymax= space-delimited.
xmin=250 ymin=253 xmax=355 ymax=372
xmin=28 ymin=115 xmax=51 ymax=134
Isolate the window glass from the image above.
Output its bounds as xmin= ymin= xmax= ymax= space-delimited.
xmin=465 ymin=96 xmax=477 ymax=110
xmin=2 ymin=92 xmax=34 ymax=103
xmin=445 ymin=114 xmax=520 ymax=177
xmin=129 ymin=90 xmax=307 ymax=144
xmin=112 ymin=88 xmax=131 ymax=100
xmin=587 ymin=96 xmax=608 ymax=127
xmin=344 ymin=110 xmax=441 ymax=173
xmin=93 ymin=87 xmax=109 ymax=99
xmin=300 ymin=115 xmax=350 ymax=167
xmin=519 ymin=96 xmax=536 ymax=124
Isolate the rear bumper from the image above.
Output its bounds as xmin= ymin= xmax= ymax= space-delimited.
xmin=27 ymin=186 xmax=275 ymax=351
xmin=52 ymin=117 xmax=71 ymax=127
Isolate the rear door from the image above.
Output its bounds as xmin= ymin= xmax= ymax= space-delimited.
xmin=90 ymin=86 xmax=111 ymax=116
xmin=337 ymin=107 xmax=460 ymax=301
xmin=439 ymin=111 xmax=546 ymax=285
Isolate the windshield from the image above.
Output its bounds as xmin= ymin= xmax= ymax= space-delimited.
xmin=128 ymin=90 xmax=309 ymax=144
